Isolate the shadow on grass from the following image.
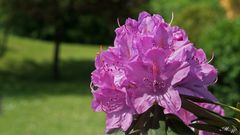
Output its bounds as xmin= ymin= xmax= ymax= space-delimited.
xmin=0 ymin=59 xmax=95 ymax=97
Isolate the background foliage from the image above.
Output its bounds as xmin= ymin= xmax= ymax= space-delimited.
xmin=200 ymin=19 xmax=240 ymax=105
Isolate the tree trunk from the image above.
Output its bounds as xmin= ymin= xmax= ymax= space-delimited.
xmin=0 ymin=26 xmax=10 ymax=57
xmin=0 ymin=95 xmax=2 ymax=114
xmin=53 ymin=25 xmax=62 ymax=80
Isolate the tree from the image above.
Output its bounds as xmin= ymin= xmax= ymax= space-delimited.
xmin=0 ymin=0 xmax=147 ymax=80
xmin=0 ymin=0 xmax=13 ymax=57
xmin=0 ymin=25 xmax=9 ymax=57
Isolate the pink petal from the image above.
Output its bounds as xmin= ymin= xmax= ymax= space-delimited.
xmin=121 ymin=112 xmax=133 ymax=131
xmin=171 ymin=66 xmax=190 ymax=85
xmin=177 ymin=86 xmax=217 ymax=102
xmin=106 ymin=113 xmax=121 ymax=133
xmin=157 ymin=88 xmax=181 ymax=114
xmin=138 ymin=11 xmax=151 ymax=21
xmin=133 ymin=93 xmax=155 ymax=114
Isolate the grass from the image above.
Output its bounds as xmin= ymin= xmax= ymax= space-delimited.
xmin=0 ymin=36 xmax=106 ymax=135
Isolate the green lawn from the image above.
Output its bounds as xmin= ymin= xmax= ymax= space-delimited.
xmin=0 ymin=36 xmax=106 ymax=135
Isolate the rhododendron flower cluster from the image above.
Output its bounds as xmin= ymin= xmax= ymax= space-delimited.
xmin=91 ymin=11 xmax=220 ymax=133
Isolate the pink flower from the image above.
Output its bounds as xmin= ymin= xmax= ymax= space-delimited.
xmin=92 ymin=87 xmax=134 ymax=133
xmin=91 ymin=51 xmax=134 ymax=133
xmin=91 ymin=11 xmax=218 ymax=133
xmin=169 ymin=47 xmax=218 ymax=101
xmin=125 ymin=48 xmax=182 ymax=114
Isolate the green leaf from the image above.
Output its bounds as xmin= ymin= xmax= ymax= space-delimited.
xmin=180 ymin=94 xmax=215 ymax=104
xmin=181 ymin=96 xmax=231 ymax=127
xmin=237 ymin=103 xmax=240 ymax=110
xmin=233 ymin=118 xmax=240 ymax=128
xmin=127 ymin=110 xmax=151 ymax=135
xmin=111 ymin=130 xmax=125 ymax=135
xmin=165 ymin=114 xmax=195 ymax=135
xmin=127 ymin=104 xmax=196 ymax=135
xmin=148 ymin=121 xmax=167 ymax=135
xmin=127 ymin=105 xmax=163 ymax=135
xmin=191 ymin=118 xmax=240 ymax=135
xmin=189 ymin=123 xmax=231 ymax=135
xmin=237 ymin=103 xmax=240 ymax=119
xmin=181 ymin=95 xmax=240 ymax=114
xmin=222 ymin=117 xmax=240 ymax=129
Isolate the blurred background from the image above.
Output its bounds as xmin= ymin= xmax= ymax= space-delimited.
xmin=0 ymin=0 xmax=239 ymax=134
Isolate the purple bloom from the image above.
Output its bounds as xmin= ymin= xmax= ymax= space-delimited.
xmin=91 ymin=11 xmax=218 ymax=133
xmin=169 ymin=47 xmax=218 ymax=101
xmin=92 ymin=87 xmax=134 ymax=133
xmin=125 ymin=48 xmax=182 ymax=114
xmin=91 ymin=50 xmax=135 ymax=133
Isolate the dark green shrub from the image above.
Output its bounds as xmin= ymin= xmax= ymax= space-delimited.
xmin=200 ymin=19 xmax=240 ymax=106
xmin=174 ymin=4 xmax=224 ymax=45
xmin=148 ymin=0 xmax=224 ymax=45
